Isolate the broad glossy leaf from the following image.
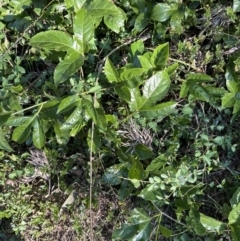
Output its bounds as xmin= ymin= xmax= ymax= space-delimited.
xmin=120 ymin=68 xmax=146 ymax=81
xmin=225 ymin=65 xmax=239 ymax=83
xmin=222 ymin=93 xmax=235 ymax=108
xmin=104 ymin=58 xmax=121 ymax=83
xmin=42 ymin=99 xmax=60 ymax=109
xmin=114 ymin=86 xmax=131 ymax=102
xmin=74 ymin=8 xmax=94 ymax=49
xmin=135 ymin=144 xmax=153 ymax=160
xmin=131 ymin=40 xmax=145 ymax=58
xmin=134 ymin=12 xmax=150 ymax=33
xmin=57 ymin=95 xmax=81 ymax=114
xmin=54 ymin=52 xmax=84 ymax=84
xmin=140 ymin=101 xmax=177 ymax=118
xmin=205 ymin=86 xmax=226 ymax=97
xmin=95 ymin=107 xmax=107 ymax=131
xmin=150 ymin=43 xmax=169 ymax=69
xmin=186 ymin=209 xmax=206 ymax=235
xmin=112 ymin=208 xmax=152 ymax=241
xmin=229 ymin=203 xmax=240 ymax=225
xmin=32 ymin=118 xmax=45 ymax=149
xmin=0 ymin=128 xmax=13 ymax=152
xmin=186 ymin=73 xmax=213 ymax=84
xmin=180 ymin=81 xmax=189 ymax=98
xmin=83 ymin=97 xmax=97 ymax=123
xmin=226 ymin=79 xmax=239 ymax=94
xmin=30 ymin=30 xmax=79 ymax=53
xmin=104 ymin=13 xmax=125 ymax=33
xmin=87 ymin=0 xmax=125 ymax=18
xmin=189 ymin=84 xmax=214 ymax=104
xmin=146 ymin=154 xmax=166 ymax=173
xmin=53 ymin=122 xmax=70 ymax=145
xmin=61 ymin=103 xmax=83 ymax=130
xmin=159 ymin=225 xmax=172 ymax=237
xmin=138 ymin=55 xmax=153 ymax=69
xmin=142 ymin=70 xmax=170 ymax=106
xmin=128 ymin=157 xmax=146 ymax=180
xmin=139 ymin=183 xmax=163 ymax=201
xmin=165 ymin=62 xmax=178 ymax=75
xmin=112 ymin=224 xmax=138 ymax=240
xmin=5 ymin=116 xmax=30 ymax=126
xmin=64 ymin=0 xmax=86 ymax=11
xmin=102 ymin=163 xmax=128 ymax=186
xmin=233 ymin=100 xmax=240 ymax=113
xmin=231 ymin=223 xmax=240 ymax=241
xmin=0 ymin=112 xmax=11 ymax=126
xmin=151 ymin=3 xmax=178 ymax=22
xmin=200 ymin=213 xmax=226 ymax=233
xmin=12 ymin=116 xmax=35 ymax=144
xmin=233 ymin=0 xmax=240 ymax=12
xmin=230 ymin=187 xmax=240 ymax=208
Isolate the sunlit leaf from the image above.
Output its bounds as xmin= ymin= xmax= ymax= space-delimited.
xmin=32 ymin=118 xmax=45 ymax=149
xmin=104 ymin=57 xmax=121 ymax=83
xmin=0 ymin=127 xmax=14 ymax=152
xmin=12 ymin=116 xmax=35 ymax=144
xmin=57 ymin=95 xmax=81 ymax=114
xmin=151 ymin=3 xmax=178 ymax=22
xmin=150 ymin=43 xmax=169 ymax=69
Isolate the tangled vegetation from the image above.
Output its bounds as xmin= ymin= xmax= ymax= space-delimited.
xmin=1 ymin=0 xmax=240 ymax=240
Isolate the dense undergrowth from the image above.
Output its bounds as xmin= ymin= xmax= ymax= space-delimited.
xmin=1 ymin=0 xmax=240 ymax=240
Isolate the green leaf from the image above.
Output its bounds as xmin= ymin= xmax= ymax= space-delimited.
xmin=130 ymin=40 xmax=145 ymax=58
xmin=12 ymin=116 xmax=35 ymax=144
xmin=64 ymin=0 xmax=86 ymax=11
xmin=120 ymin=68 xmax=147 ymax=81
xmin=128 ymin=157 xmax=146 ymax=180
xmin=83 ymin=97 xmax=97 ymax=123
xmin=205 ymin=86 xmax=226 ymax=97
xmin=53 ymin=122 xmax=70 ymax=145
xmin=159 ymin=225 xmax=172 ymax=237
xmin=73 ymin=8 xmax=94 ymax=49
xmin=138 ymin=55 xmax=154 ymax=70
xmin=180 ymin=81 xmax=189 ymax=98
xmin=222 ymin=93 xmax=235 ymax=108
xmin=140 ymin=101 xmax=176 ymax=118
xmin=0 ymin=112 xmax=11 ymax=126
xmin=61 ymin=102 xmax=83 ymax=130
xmin=112 ymin=224 xmax=138 ymax=240
xmin=186 ymin=73 xmax=213 ymax=84
xmin=230 ymin=187 xmax=240 ymax=208
xmin=0 ymin=128 xmax=14 ymax=152
xmin=233 ymin=0 xmax=240 ymax=12
xmin=134 ymin=144 xmax=153 ymax=160
xmin=104 ymin=12 xmax=125 ymax=33
xmin=186 ymin=209 xmax=206 ymax=235
xmin=112 ymin=208 xmax=152 ymax=241
xmin=142 ymin=70 xmax=170 ymax=107
xmin=104 ymin=58 xmax=121 ymax=83
xmin=189 ymin=84 xmax=214 ymax=104
xmin=102 ymin=163 xmax=127 ymax=186
xmin=54 ymin=52 xmax=84 ymax=84
xmin=226 ymin=79 xmax=240 ymax=94
xmin=114 ymin=85 xmax=131 ymax=102
xmin=5 ymin=116 xmax=30 ymax=126
xmin=146 ymin=154 xmax=166 ymax=173
xmin=57 ymin=95 xmax=81 ymax=114
xmin=165 ymin=62 xmax=178 ymax=75
xmin=150 ymin=43 xmax=169 ymax=69
xmin=95 ymin=107 xmax=107 ymax=131
xmin=30 ymin=30 xmax=80 ymax=53
xmin=32 ymin=118 xmax=45 ymax=149
xmin=231 ymin=223 xmax=240 ymax=241
xmin=151 ymin=3 xmax=178 ymax=22
xmin=87 ymin=0 xmax=125 ymax=19
xmin=229 ymin=203 xmax=240 ymax=225
xmin=200 ymin=213 xmax=226 ymax=233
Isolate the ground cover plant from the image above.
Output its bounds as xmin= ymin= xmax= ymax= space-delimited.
xmin=1 ymin=0 xmax=240 ymax=240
